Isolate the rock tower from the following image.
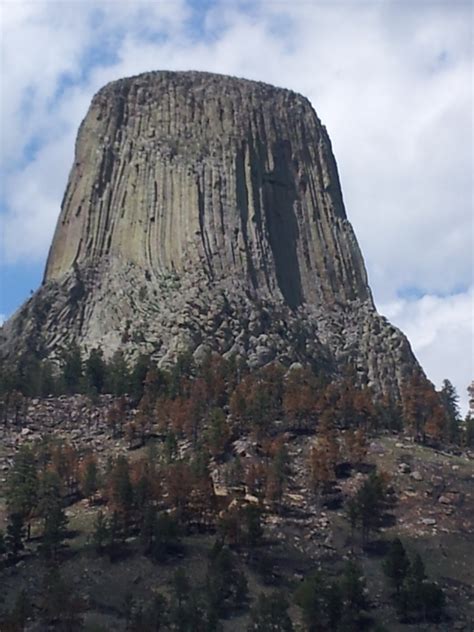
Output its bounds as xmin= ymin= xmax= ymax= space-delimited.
xmin=1 ymin=71 xmax=420 ymax=397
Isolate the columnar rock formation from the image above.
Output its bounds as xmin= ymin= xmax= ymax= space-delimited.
xmin=1 ymin=71 xmax=420 ymax=397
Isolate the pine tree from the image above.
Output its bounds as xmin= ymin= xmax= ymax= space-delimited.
xmin=110 ymin=455 xmax=134 ymax=516
xmin=40 ymin=566 xmax=83 ymax=629
xmin=390 ymin=550 xmax=445 ymax=623
xmin=383 ymin=538 xmax=411 ymax=595
xmin=465 ymin=414 xmax=474 ymax=447
xmin=243 ymin=504 xmax=263 ymax=549
xmin=6 ymin=445 xmax=38 ymax=539
xmin=340 ymin=560 xmax=368 ymax=622
xmin=85 ymin=347 xmax=107 ymax=395
xmin=107 ymin=350 xmax=131 ymax=395
xmin=5 ymin=513 xmax=26 ymax=561
xmin=81 ymin=455 xmax=99 ymax=499
xmin=106 ymin=511 xmax=126 ymax=561
xmin=37 ymin=470 xmax=68 ymax=559
xmin=294 ymin=571 xmax=327 ymax=629
xmin=439 ymin=379 xmax=461 ymax=442
xmin=173 ymin=568 xmax=191 ymax=609
xmin=248 ymin=592 xmax=294 ymax=631
xmin=352 ymin=471 xmax=387 ymax=545
xmin=61 ymin=343 xmax=83 ymax=394
xmin=130 ymin=354 xmax=151 ymax=403
xmin=92 ymin=511 xmax=109 ymax=554
xmin=9 ymin=589 xmax=33 ymax=630
xmin=140 ymin=504 xmax=157 ymax=554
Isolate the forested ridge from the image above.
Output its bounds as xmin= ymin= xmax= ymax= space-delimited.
xmin=0 ymin=349 xmax=472 ymax=630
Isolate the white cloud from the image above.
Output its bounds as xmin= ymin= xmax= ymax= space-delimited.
xmin=380 ymin=287 xmax=474 ymax=414
xmin=0 ymin=0 xmax=472 ymax=402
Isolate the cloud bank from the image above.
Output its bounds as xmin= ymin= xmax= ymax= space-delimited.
xmin=0 ymin=0 xmax=472 ymax=407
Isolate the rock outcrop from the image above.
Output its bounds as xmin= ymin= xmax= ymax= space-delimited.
xmin=1 ymin=71 xmax=420 ymax=397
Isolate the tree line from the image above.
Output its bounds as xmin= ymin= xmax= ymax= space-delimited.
xmin=1 ymin=346 xmax=471 ymax=446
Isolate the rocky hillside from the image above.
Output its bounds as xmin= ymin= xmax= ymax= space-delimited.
xmin=1 ymin=71 xmax=419 ymax=399
xmin=1 ymin=391 xmax=472 ymax=631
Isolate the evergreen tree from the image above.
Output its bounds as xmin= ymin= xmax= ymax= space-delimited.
xmin=92 ymin=511 xmax=109 ymax=554
xmin=207 ymin=407 xmax=230 ymax=457
xmin=107 ymin=350 xmax=131 ymax=395
xmin=439 ymin=379 xmax=461 ymax=442
xmin=38 ymin=472 xmax=68 ymax=559
xmin=206 ymin=545 xmax=247 ymax=616
xmin=61 ymin=343 xmax=83 ymax=394
xmin=465 ymin=414 xmax=474 ymax=447
xmin=81 ymin=455 xmax=99 ymax=499
xmin=174 ymin=567 xmax=191 ymax=607
xmin=106 ymin=511 xmax=126 ymax=561
xmin=130 ymin=354 xmax=151 ymax=403
xmin=16 ymin=352 xmax=43 ymax=397
xmin=140 ymin=504 xmax=157 ymax=554
xmin=243 ymin=504 xmax=263 ymax=549
xmin=39 ymin=360 xmax=57 ymax=397
xmin=9 ymin=589 xmax=33 ymax=630
xmin=164 ymin=430 xmax=178 ymax=463
xmin=85 ymin=347 xmax=107 ymax=395
xmin=110 ymin=455 xmax=134 ymax=516
xmin=352 ymin=471 xmax=387 ymax=545
xmin=5 ymin=513 xmax=25 ymax=561
xmin=388 ymin=549 xmax=445 ymax=623
xmin=294 ymin=571 xmax=329 ymax=630
xmin=6 ymin=446 xmax=38 ymax=539
xmin=151 ymin=513 xmax=179 ymax=562
xmin=340 ymin=560 xmax=368 ymax=622
xmin=248 ymin=592 xmax=294 ymax=631
xmin=383 ymin=538 xmax=411 ymax=595
xmin=40 ymin=566 xmax=83 ymax=629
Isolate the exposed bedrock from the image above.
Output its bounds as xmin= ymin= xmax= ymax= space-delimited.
xmin=1 ymin=71 xmax=421 ymax=397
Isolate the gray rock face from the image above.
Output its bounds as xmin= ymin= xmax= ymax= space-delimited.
xmin=1 ymin=71 xmax=420 ymax=397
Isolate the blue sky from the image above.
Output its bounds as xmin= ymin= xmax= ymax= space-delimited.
xmin=0 ymin=0 xmax=472 ymax=410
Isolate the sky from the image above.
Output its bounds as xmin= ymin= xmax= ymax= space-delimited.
xmin=0 ymin=0 xmax=472 ymax=412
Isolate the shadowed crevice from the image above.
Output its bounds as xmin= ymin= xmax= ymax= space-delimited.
xmin=263 ymin=140 xmax=303 ymax=309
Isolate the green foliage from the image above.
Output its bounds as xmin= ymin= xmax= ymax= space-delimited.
xmin=85 ymin=347 xmax=107 ymax=395
xmin=248 ymin=591 xmax=294 ymax=631
xmin=382 ymin=538 xmax=411 ymax=594
xmin=206 ymin=544 xmax=248 ymax=616
xmin=207 ymin=407 xmax=229 ymax=457
xmin=294 ymin=570 xmax=334 ymax=631
xmin=464 ymin=414 xmax=474 ymax=447
xmin=37 ymin=471 xmax=68 ymax=559
xmin=82 ymin=457 xmax=99 ymax=499
xmin=6 ymin=446 xmax=38 ymax=528
xmin=339 ymin=560 xmax=368 ymax=621
xmin=5 ymin=513 xmax=25 ymax=560
xmin=130 ymin=354 xmax=151 ymax=402
xmin=164 ymin=430 xmax=178 ymax=463
xmin=107 ymin=350 xmax=131 ymax=396
xmin=348 ymin=470 xmax=389 ymax=545
xmin=92 ymin=511 xmax=109 ymax=554
xmin=152 ymin=513 xmax=180 ymax=562
xmin=127 ymin=593 xmax=169 ymax=631
xmin=40 ymin=565 xmax=83 ymax=629
xmin=295 ymin=563 xmax=368 ymax=631
xmin=110 ymin=455 xmax=134 ymax=515
xmin=243 ymin=504 xmax=264 ymax=548
xmin=383 ymin=547 xmax=445 ymax=623
xmin=0 ymin=589 xmax=33 ymax=631
xmin=61 ymin=343 xmax=83 ymax=394
xmin=439 ymin=378 xmax=461 ymax=443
